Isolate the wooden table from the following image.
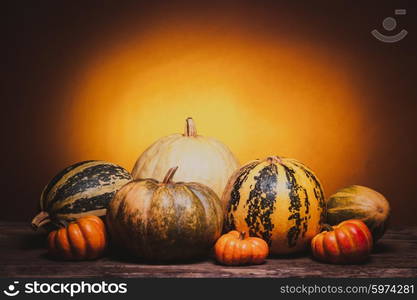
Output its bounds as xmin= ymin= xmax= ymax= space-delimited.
xmin=1 ymin=222 xmax=416 ymax=278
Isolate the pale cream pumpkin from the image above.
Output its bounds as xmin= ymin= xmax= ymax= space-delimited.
xmin=132 ymin=118 xmax=239 ymax=201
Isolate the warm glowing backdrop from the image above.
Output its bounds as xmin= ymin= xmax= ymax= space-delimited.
xmin=2 ymin=1 xmax=416 ymax=225
xmin=66 ymin=23 xmax=369 ymax=190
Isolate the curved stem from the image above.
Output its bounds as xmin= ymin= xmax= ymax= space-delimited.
xmin=162 ymin=166 xmax=179 ymax=184
xmin=239 ymin=231 xmax=246 ymax=240
xmin=184 ymin=117 xmax=197 ymax=137
xmin=31 ymin=211 xmax=51 ymax=231
xmin=267 ymin=156 xmax=282 ymax=164
xmin=321 ymin=224 xmax=334 ymax=232
xmin=57 ymin=219 xmax=70 ymax=228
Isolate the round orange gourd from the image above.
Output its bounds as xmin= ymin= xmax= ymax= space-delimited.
xmin=47 ymin=215 xmax=107 ymax=260
xmin=311 ymin=219 xmax=373 ymax=264
xmin=214 ymin=230 xmax=269 ymax=265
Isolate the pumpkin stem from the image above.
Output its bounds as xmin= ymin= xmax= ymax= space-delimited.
xmin=267 ymin=156 xmax=282 ymax=164
xmin=184 ymin=117 xmax=197 ymax=137
xmin=31 ymin=211 xmax=51 ymax=231
xmin=162 ymin=166 xmax=179 ymax=184
xmin=57 ymin=219 xmax=70 ymax=228
xmin=239 ymin=231 xmax=246 ymax=240
xmin=321 ymin=224 xmax=334 ymax=232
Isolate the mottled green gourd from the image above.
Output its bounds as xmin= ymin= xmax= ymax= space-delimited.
xmin=106 ymin=167 xmax=224 ymax=261
xmin=326 ymin=185 xmax=390 ymax=241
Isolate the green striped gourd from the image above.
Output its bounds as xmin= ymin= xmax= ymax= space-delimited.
xmin=327 ymin=185 xmax=390 ymax=241
xmin=222 ymin=156 xmax=326 ymax=255
xmin=31 ymin=160 xmax=132 ymax=230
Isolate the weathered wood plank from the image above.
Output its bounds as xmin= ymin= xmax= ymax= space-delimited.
xmin=1 ymin=222 xmax=416 ymax=278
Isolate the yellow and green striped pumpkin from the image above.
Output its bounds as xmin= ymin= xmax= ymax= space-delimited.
xmin=31 ymin=160 xmax=132 ymax=230
xmin=222 ymin=156 xmax=326 ymax=255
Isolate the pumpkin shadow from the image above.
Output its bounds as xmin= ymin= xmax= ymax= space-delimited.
xmin=13 ymin=222 xmax=56 ymax=250
xmin=107 ymin=248 xmax=208 ymax=265
xmin=306 ymin=252 xmax=373 ymax=265
xmin=17 ymin=231 xmax=48 ymax=250
xmin=40 ymin=252 xmax=61 ymax=261
xmin=211 ymin=260 xmax=267 ymax=267
xmin=372 ymin=241 xmax=393 ymax=254
xmin=39 ymin=252 xmax=110 ymax=263
xmin=269 ymin=252 xmax=308 ymax=260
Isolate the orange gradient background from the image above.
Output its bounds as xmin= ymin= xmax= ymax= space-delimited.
xmin=63 ymin=22 xmax=369 ymax=195
xmin=2 ymin=1 xmax=416 ymax=226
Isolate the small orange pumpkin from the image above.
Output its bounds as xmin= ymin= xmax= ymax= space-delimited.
xmin=311 ymin=219 xmax=373 ymax=264
xmin=214 ymin=231 xmax=269 ymax=265
xmin=47 ymin=215 xmax=107 ymax=260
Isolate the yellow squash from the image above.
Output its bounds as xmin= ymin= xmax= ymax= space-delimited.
xmin=132 ymin=117 xmax=239 ymax=200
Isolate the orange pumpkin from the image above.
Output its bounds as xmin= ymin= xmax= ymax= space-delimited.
xmin=214 ymin=231 xmax=269 ymax=265
xmin=47 ymin=215 xmax=107 ymax=260
xmin=311 ymin=219 xmax=373 ymax=264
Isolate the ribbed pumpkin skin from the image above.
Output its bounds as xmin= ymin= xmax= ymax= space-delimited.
xmin=47 ymin=215 xmax=107 ymax=260
xmin=214 ymin=231 xmax=269 ymax=265
xmin=222 ymin=157 xmax=326 ymax=255
xmin=32 ymin=161 xmax=132 ymax=229
xmin=131 ymin=118 xmax=239 ymax=200
xmin=106 ymin=169 xmax=224 ymax=261
xmin=311 ymin=219 xmax=373 ymax=264
xmin=327 ymin=185 xmax=390 ymax=241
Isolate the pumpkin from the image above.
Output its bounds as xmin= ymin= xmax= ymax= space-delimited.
xmin=311 ymin=219 xmax=373 ymax=264
xmin=32 ymin=160 xmax=132 ymax=230
xmin=106 ymin=166 xmax=224 ymax=261
xmin=214 ymin=230 xmax=269 ymax=265
xmin=326 ymin=185 xmax=390 ymax=241
xmin=47 ymin=215 xmax=107 ymax=260
xmin=222 ymin=156 xmax=326 ymax=255
xmin=131 ymin=117 xmax=239 ymax=200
